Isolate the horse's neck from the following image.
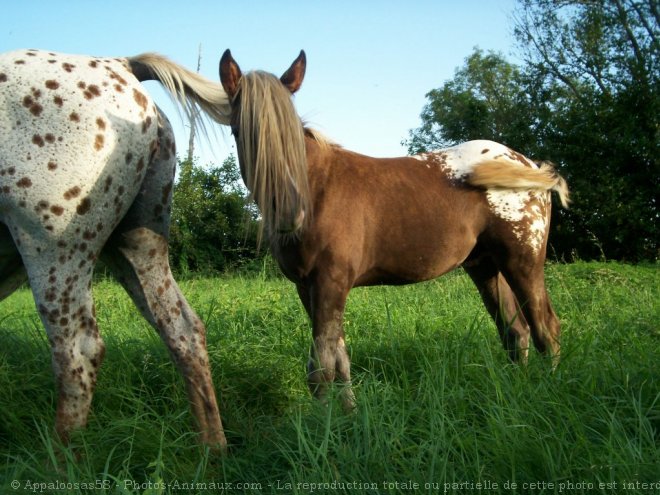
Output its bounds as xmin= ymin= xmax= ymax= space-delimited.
xmin=304 ymin=135 xmax=332 ymax=182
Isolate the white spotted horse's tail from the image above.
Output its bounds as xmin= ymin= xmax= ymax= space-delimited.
xmin=467 ymin=159 xmax=571 ymax=209
xmin=128 ymin=53 xmax=231 ymax=131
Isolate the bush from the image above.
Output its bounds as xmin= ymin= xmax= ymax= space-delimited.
xmin=168 ymin=155 xmax=262 ymax=275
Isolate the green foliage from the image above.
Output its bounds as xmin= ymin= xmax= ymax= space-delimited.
xmin=168 ymin=155 xmax=261 ymax=275
xmin=406 ymin=0 xmax=659 ymax=261
xmin=0 ymin=263 xmax=658 ymax=493
xmin=405 ymin=49 xmax=536 ymax=154
xmin=515 ymin=0 xmax=659 ymax=261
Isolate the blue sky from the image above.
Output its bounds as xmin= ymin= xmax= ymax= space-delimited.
xmin=2 ymin=0 xmax=519 ymax=166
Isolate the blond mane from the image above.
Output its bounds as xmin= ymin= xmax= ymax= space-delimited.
xmin=235 ymin=71 xmax=311 ymax=242
xmin=304 ymin=127 xmax=339 ymax=153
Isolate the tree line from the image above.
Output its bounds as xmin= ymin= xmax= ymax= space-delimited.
xmin=169 ymin=0 xmax=657 ymax=273
xmin=407 ymin=0 xmax=658 ymax=261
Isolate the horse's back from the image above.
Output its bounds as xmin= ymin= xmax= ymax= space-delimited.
xmin=298 ymin=145 xmax=491 ymax=285
xmin=294 ymin=139 xmax=553 ymax=286
xmin=0 ymin=49 xmax=159 ymax=241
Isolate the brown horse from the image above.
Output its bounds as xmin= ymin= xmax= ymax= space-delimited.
xmin=219 ymin=50 xmax=570 ymax=407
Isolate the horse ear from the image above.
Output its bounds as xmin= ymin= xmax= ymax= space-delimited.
xmin=219 ymin=49 xmax=242 ymax=99
xmin=280 ymin=50 xmax=306 ymax=94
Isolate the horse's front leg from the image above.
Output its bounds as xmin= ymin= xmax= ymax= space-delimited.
xmin=304 ymin=275 xmax=355 ymax=410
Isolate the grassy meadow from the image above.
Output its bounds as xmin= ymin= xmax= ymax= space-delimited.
xmin=0 ymin=261 xmax=658 ymax=494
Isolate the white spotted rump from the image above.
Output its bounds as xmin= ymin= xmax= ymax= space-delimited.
xmin=0 ymin=50 xmax=156 ymax=236
xmin=414 ymin=140 xmax=561 ymax=254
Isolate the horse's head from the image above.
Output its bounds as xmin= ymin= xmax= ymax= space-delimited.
xmin=219 ymin=49 xmax=306 ymax=180
xmin=219 ymin=50 xmax=310 ymax=241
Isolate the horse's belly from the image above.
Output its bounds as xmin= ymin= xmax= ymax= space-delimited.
xmin=355 ymin=234 xmax=476 ymax=287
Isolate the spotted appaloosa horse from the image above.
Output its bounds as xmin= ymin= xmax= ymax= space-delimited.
xmin=0 ymin=49 xmax=230 ymax=448
xmin=219 ymin=50 xmax=570 ymax=408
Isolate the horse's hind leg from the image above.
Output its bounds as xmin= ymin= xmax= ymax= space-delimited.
xmin=102 ymin=230 xmax=225 ymax=448
xmin=464 ymin=255 xmax=531 ymax=363
xmin=100 ymin=112 xmax=225 ymax=449
xmin=500 ymin=257 xmax=561 ymax=366
xmin=12 ymin=243 xmax=105 ymax=442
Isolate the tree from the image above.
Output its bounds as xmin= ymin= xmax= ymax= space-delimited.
xmin=405 ymin=49 xmax=536 ymax=154
xmin=407 ymin=0 xmax=658 ymax=261
xmin=169 ymin=155 xmax=260 ymax=274
xmin=514 ymin=0 xmax=658 ymax=261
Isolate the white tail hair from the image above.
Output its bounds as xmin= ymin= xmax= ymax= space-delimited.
xmin=468 ymin=159 xmax=570 ymax=208
xmin=128 ymin=52 xmax=231 ymax=134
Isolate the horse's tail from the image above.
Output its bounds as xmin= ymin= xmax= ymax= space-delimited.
xmin=128 ymin=53 xmax=231 ymax=131
xmin=467 ymin=159 xmax=571 ymax=208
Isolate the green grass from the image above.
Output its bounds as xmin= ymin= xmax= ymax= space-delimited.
xmin=0 ymin=262 xmax=658 ymax=494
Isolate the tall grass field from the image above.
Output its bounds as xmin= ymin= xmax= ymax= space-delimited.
xmin=0 ymin=261 xmax=658 ymax=494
